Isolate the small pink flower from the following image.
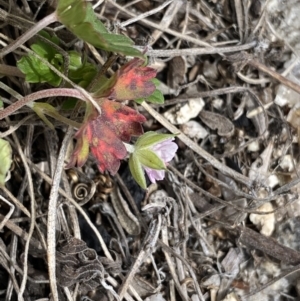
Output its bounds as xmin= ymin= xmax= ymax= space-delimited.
xmin=144 ymin=138 xmax=178 ymax=183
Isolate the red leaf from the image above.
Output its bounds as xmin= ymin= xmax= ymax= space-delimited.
xmin=100 ymin=99 xmax=146 ymax=141
xmin=67 ymin=99 xmax=146 ymax=175
xmin=86 ymin=118 xmax=126 ymax=174
xmin=65 ymin=127 xmax=90 ymax=168
xmin=95 ymin=58 xmax=157 ymax=101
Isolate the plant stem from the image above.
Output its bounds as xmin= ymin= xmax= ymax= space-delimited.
xmin=43 ymin=110 xmax=81 ymax=129
xmin=0 ymin=88 xmax=88 ymax=120
xmin=0 ymin=11 xmax=58 ymax=58
xmin=0 ymin=64 xmax=25 ymax=78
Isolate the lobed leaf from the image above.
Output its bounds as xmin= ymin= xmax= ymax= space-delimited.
xmin=94 ymin=58 xmax=157 ymax=101
xmin=135 ymin=89 xmax=164 ymax=104
xmin=67 ymin=99 xmax=146 ymax=175
xmin=17 ymin=36 xmax=97 ymax=87
xmin=17 ymin=55 xmax=61 ymax=86
xmin=99 ymin=99 xmax=146 ymax=142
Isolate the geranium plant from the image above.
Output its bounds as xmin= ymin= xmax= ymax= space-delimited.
xmin=0 ymin=0 xmax=177 ymax=188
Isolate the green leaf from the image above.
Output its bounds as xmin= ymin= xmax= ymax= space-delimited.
xmin=38 ymin=30 xmax=60 ymax=45
xmin=31 ymin=43 xmax=51 ymax=58
xmin=136 ymin=149 xmax=165 ymax=170
xmin=88 ymin=74 xmax=112 ymax=95
xmin=135 ymin=131 xmax=175 ymax=150
xmin=129 ymin=154 xmax=147 ymax=189
xmin=68 ymin=51 xmax=83 ymax=70
xmin=31 ymin=31 xmax=60 ymax=59
xmin=18 ymin=32 xmax=97 ymax=87
xmin=0 ymin=139 xmax=12 ymax=185
xmin=56 ymin=0 xmax=142 ymax=57
xmin=17 ymin=31 xmax=64 ymax=86
xmin=69 ymin=62 xmax=97 ymax=87
xmin=17 ymin=55 xmax=62 ymax=86
xmin=57 ymin=0 xmax=96 ymax=31
xmin=147 ymin=89 xmax=164 ymax=104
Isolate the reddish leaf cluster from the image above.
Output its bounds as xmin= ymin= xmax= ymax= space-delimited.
xmin=67 ymin=58 xmax=157 ymax=175
xmin=97 ymin=58 xmax=157 ymax=101
xmin=67 ymin=99 xmax=146 ymax=174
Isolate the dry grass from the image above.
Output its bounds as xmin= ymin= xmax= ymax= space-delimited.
xmin=1 ymin=0 xmax=300 ymax=300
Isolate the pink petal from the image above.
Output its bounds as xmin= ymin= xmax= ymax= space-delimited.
xmin=144 ymin=167 xmax=165 ymax=183
xmin=152 ymin=139 xmax=178 ymax=162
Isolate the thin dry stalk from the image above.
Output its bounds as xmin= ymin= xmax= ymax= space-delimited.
xmin=47 ymin=127 xmax=73 ymax=301
xmin=9 ymin=123 xmax=35 ymax=301
xmin=0 ymin=195 xmax=15 ymax=231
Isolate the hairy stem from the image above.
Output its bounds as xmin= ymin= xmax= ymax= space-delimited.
xmin=0 ymin=11 xmax=58 ymax=58
xmin=0 ymin=88 xmax=88 ymax=120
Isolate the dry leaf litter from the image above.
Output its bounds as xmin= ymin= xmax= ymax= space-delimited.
xmin=2 ymin=0 xmax=300 ymax=301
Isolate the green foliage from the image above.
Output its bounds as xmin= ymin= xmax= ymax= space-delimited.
xmin=13 ymin=3 xmax=167 ymax=185
xmin=135 ymin=131 xmax=175 ymax=149
xmin=32 ymin=103 xmax=57 ymax=129
xmin=56 ymin=0 xmax=142 ymax=57
xmin=129 ymin=153 xmax=147 ymax=189
xmin=17 ymin=31 xmax=61 ymax=86
xmin=17 ymin=31 xmax=97 ymax=87
xmin=18 ymin=54 xmax=62 ymax=87
xmin=0 ymin=139 xmax=12 ymax=185
xmin=68 ymin=61 xmax=97 ymax=88
xmin=135 ymin=149 xmax=165 ymax=170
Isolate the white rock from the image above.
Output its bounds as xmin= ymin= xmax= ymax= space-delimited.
xmin=274 ymin=75 xmax=300 ymax=108
xmin=181 ymin=120 xmax=208 ymax=140
xmin=249 ymin=203 xmax=275 ymax=237
xmin=212 ymin=98 xmax=223 ymax=110
xmin=266 ymin=174 xmax=279 ymax=189
xmin=247 ymin=140 xmax=260 ymax=152
xmin=164 ymin=98 xmax=205 ymax=125
xmin=279 ymin=154 xmax=295 ymax=172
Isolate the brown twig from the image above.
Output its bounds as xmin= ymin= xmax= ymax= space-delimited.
xmin=231 ymin=225 xmax=300 ymax=265
xmin=249 ymin=59 xmax=300 ymax=95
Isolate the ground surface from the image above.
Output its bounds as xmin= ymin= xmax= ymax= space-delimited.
xmin=1 ymin=0 xmax=300 ymax=300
